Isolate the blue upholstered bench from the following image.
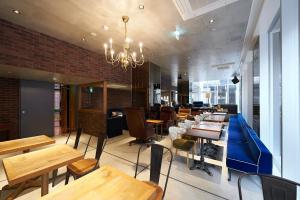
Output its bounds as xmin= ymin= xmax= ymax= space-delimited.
xmin=226 ymin=114 xmax=272 ymax=181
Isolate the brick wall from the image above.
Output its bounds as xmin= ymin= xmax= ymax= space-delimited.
xmin=0 ymin=19 xmax=131 ymax=85
xmin=0 ymin=78 xmax=19 ymax=139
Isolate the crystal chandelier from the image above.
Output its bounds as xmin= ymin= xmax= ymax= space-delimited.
xmin=103 ymin=16 xmax=144 ymax=70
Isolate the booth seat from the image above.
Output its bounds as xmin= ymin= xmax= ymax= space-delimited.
xmin=226 ymin=114 xmax=272 ymax=181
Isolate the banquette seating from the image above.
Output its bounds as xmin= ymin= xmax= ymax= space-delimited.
xmin=226 ymin=114 xmax=272 ymax=181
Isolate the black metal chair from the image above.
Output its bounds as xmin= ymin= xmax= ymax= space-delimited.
xmin=52 ymin=128 xmax=105 ymax=186
xmin=238 ymin=173 xmax=300 ymax=200
xmin=134 ymin=143 xmax=173 ymax=199
xmin=65 ymin=132 xmax=107 ymax=184
xmin=52 ymin=128 xmax=92 ymax=187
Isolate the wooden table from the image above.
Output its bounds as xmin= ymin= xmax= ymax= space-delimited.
xmin=146 ymin=119 xmax=163 ymax=140
xmin=203 ymin=114 xmax=226 ymax=123
xmin=3 ymin=144 xmax=83 ymax=197
xmin=0 ymin=135 xmax=55 ymax=155
xmin=41 ymin=165 xmax=163 ymax=200
xmin=192 ymin=123 xmax=223 ymax=133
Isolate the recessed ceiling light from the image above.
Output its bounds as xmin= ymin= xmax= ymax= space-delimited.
xmin=90 ymin=32 xmax=97 ymax=36
xmin=53 ymin=77 xmax=57 ymax=81
xmin=12 ymin=9 xmax=20 ymax=14
xmin=209 ymin=19 xmax=215 ymax=24
xmin=175 ymin=31 xmax=180 ymax=40
xmin=82 ymin=37 xmax=86 ymax=41
xmin=139 ymin=3 xmax=144 ymax=9
xmin=103 ymin=25 xmax=109 ymax=31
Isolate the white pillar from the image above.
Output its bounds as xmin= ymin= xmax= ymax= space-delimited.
xmin=281 ymin=0 xmax=300 ymax=182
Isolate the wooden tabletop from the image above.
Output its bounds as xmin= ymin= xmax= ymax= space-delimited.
xmin=3 ymin=144 xmax=83 ymax=186
xmin=192 ymin=123 xmax=223 ymax=132
xmin=203 ymin=114 xmax=226 ymax=122
xmin=186 ymin=128 xmax=222 ymax=140
xmin=41 ymin=165 xmax=162 ymax=200
xmin=146 ymin=119 xmax=164 ymax=124
xmin=0 ymin=135 xmax=55 ymax=155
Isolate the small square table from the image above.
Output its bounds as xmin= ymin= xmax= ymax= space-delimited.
xmin=146 ymin=119 xmax=164 ymax=140
xmin=186 ymin=124 xmax=223 ymax=176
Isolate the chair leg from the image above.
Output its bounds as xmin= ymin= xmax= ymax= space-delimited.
xmin=186 ymin=151 xmax=189 ymax=168
xmin=52 ymin=169 xmax=58 ymax=187
xmin=65 ymin=170 xmax=70 ymax=185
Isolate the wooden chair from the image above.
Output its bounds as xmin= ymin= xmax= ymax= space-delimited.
xmin=65 ymin=132 xmax=107 ymax=184
xmin=124 ymin=107 xmax=155 ymax=145
xmin=238 ymin=173 xmax=300 ymax=200
xmin=177 ymin=108 xmax=191 ymax=120
xmin=134 ymin=143 xmax=173 ymax=199
xmin=52 ymin=128 xmax=92 ymax=187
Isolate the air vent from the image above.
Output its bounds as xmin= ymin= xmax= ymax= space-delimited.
xmin=211 ymin=62 xmax=235 ymax=70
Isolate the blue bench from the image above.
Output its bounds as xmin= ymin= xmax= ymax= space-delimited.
xmin=226 ymin=114 xmax=272 ymax=181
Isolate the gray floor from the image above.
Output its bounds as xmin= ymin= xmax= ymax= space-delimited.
xmin=0 ymin=129 xmax=264 ymax=200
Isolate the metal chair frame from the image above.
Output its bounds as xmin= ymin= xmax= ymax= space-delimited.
xmin=238 ymin=173 xmax=300 ymax=200
xmin=134 ymin=143 xmax=173 ymax=199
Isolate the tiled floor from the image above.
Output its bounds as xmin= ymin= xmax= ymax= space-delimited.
xmin=0 ymin=128 xmax=263 ymax=200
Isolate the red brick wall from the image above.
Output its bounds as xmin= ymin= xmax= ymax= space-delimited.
xmin=0 ymin=78 xmax=19 ymax=139
xmin=0 ymin=19 xmax=131 ymax=85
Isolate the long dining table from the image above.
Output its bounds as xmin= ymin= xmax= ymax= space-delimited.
xmin=0 ymin=135 xmax=55 ymax=155
xmin=41 ymin=165 xmax=163 ymax=200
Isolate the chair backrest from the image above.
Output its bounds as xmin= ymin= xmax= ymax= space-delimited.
xmin=135 ymin=144 xmax=173 ymax=199
xmin=73 ymin=127 xmax=93 ymax=156
xmin=178 ymin=108 xmax=191 ymax=115
xmin=238 ymin=173 xmax=300 ymax=200
xmin=124 ymin=107 xmax=147 ymax=138
xmin=160 ymin=107 xmax=176 ymax=123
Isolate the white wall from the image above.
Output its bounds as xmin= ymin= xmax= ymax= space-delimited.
xmin=241 ymin=0 xmax=300 ymax=182
xmin=241 ymin=51 xmax=253 ymax=126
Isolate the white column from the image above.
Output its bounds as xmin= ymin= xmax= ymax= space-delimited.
xmin=281 ymin=0 xmax=300 ymax=182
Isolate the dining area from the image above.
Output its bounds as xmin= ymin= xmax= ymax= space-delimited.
xmin=0 ymin=132 xmax=165 ymax=200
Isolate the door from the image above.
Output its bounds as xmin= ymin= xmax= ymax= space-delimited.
xmin=20 ymin=80 xmax=54 ymax=137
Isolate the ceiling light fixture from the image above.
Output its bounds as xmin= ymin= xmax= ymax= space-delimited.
xmin=12 ymin=9 xmax=20 ymax=14
xmin=90 ymin=32 xmax=97 ymax=36
xmin=209 ymin=19 xmax=215 ymax=24
xmin=53 ymin=77 xmax=57 ymax=81
xmin=82 ymin=37 xmax=86 ymax=42
xmin=139 ymin=3 xmax=144 ymax=9
xmin=103 ymin=16 xmax=144 ymax=70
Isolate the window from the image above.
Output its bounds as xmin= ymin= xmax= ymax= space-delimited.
xmin=191 ymin=79 xmax=239 ymax=107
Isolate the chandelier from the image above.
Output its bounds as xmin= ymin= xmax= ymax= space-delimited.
xmin=103 ymin=16 xmax=144 ymax=70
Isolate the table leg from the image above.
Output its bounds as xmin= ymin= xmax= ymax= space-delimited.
xmin=23 ymin=149 xmax=30 ymax=153
xmin=190 ymin=138 xmax=213 ymax=176
xmin=160 ymin=124 xmax=163 ymax=139
xmin=41 ymin=173 xmax=49 ymax=196
xmin=155 ymin=124 xmax=158 ymax=140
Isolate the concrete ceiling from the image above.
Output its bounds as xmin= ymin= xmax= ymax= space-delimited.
xmin=0 ymin=0 xmax=252 ymax=84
